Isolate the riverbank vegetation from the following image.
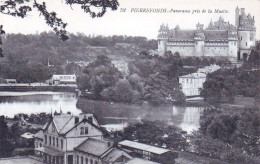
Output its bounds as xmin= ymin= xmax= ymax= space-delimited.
xmin=190 ymin=106 xmax=260 ymax=163
xmin=78 ymin=52 xmax=229 ymax=105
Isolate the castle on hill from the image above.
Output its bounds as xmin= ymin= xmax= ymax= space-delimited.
xmin=157 ymin=7 xmax=256 ymax=61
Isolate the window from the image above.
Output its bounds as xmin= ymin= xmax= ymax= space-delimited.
xmin=234 ymin=42 xmax=236 ymax=46
xmin=45 ymin=135 xmax=47 ymax=144
xmin=77 ymin=155 xmax=79 ymax=164
xmin=85 ymin=127 xmax=88 ymax=135
xmin=80 ymin=127 xmax=88 ymax=135
xmin=81 ymin=157 xmax=83 ymax=164
xmin=40 ymin=143 xmax=42 ymax=147
xmin=49 ymin=136 xmax=51 ymax=145
xmin=61 ymin=139 xmax=63 ymax=149
xmin=56 ymin=138 xmax=59 ymax=147
xmin=85 ymin=158 xmax=88 ymax=164
xmin=53 ymin=137 xmax=55 ymax=146
xmin=36 ymin=142 xmax=38 ymax=148
xmin=90 ymin=159 xmax=93 ymax=164
xmin=95 ymin=161 xmax=98 ymax=164
xmin=241 ymin=36 xmax=242 ymax=40
xmin=246 ymin=42 xmax=247 ymax=46
xmin=80 ymin=127 xmax=84 ymax=135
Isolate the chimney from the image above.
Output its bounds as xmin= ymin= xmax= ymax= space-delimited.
xmin=75 ymin=116 xmax=79 ymax=124
xmin=88 ymin=116 xmax=93 ymax=124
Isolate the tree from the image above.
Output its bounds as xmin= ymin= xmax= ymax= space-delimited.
xmin=0 ymin=0 xmax=119 ymax=56
xmin=118 ymin=120 xmax=188 ymax=151
xmin=0 ymin=116 xmax=14 ymax=157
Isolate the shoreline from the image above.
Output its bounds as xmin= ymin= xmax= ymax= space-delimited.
xmin=0 ymin=85 xmax=78 ymax=92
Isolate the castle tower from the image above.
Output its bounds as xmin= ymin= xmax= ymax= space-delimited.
xmin=237 ymin=8 xmax=256 ymax=60
xmin=235 ymin=6 xmax=240 ymax=28
xmin=157 ymin=23 xmax=169 ymax=56
xmin=194 ymin=22 xmax=205 ymax=57
xmin=228 ymin=25 xmax=238 ymax=61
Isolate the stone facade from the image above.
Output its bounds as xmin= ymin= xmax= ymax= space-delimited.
xmin=158 ymin=7 xmax=256 ymax=61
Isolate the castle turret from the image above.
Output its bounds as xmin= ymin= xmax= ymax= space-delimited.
xmin=194 ymin=22 xmax=205 ymax=56
xmin=157 ymin=23 xmax=169 ymax=56
xmin=235 ymin=6 xmax=240 ymax=28
xmin=237 ymin=8 xmax=256 ymax=60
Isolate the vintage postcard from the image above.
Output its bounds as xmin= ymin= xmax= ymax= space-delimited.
xmin=0 ymin=0 xmax=259 ymax=163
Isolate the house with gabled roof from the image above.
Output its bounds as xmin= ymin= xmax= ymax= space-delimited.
xmin=74 ymin=138 xmax=132 ymax=164
xmin=34 ymin=112 xmax=104 ymax=164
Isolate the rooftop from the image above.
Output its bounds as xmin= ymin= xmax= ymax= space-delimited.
xmin=125 ymin=158 xmax=160 ymax=164
xmin=44 ymin=113 xmax=100 ymax=135
xmin=119 ymin=140 xmax=171 ymax=155
xmin=34 ymin=130 xmax=44 ymax=139
xmin=179 ymin=72 xmax=206 ymax=79
xmin=21 ymin=132 xmax=34 ymax=139
xmin=101 ymin=148 xmax=132 ymax=162
xmin=75 ymin=138 xmax=113 ymax=157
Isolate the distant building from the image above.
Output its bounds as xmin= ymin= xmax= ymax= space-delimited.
xmin=6 ymin=79 xmax=17 ymax=84
xmin=179 ymin=64 xmax=221 ymax=97
xmin=119 ymin=140 xmax=178 ymax=164
xmin=21 ymin=132 xmax=35 ymax=148
xmin=158 ymin=7 xmax=256 ymax=61
xmin=179 ymin=73 xmax=207 ymax=97
xmin=48 ymin=74 xmax=77 ymax=85
xmin=34 ymin=130 xmax=44 ymax=156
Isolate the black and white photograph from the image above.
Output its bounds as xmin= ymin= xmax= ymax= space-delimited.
xmin=0 ymin=0 xmax=259 ymax=163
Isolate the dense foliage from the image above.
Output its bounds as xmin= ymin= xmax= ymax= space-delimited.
xmin=117 ymin=120 xmax=188 ymax=151
xmin=0 ymin=114 xmax=43 ymax=157
xmin=0 ymin=33 xmax=156 ymax=82
xmin=201 ymin=45 xmax=260 ymax=104
xmin=191 ymin=107 xmax=260 ymax=163
xmin=78 ymin=50 xmax=230 ymax=105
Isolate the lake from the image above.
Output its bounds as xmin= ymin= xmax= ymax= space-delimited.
xmin=0 ymin=92 xmax=203 ymax=134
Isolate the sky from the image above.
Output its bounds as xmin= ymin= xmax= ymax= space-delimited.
xmin=0 ymin=0 xmax=260 ymax=39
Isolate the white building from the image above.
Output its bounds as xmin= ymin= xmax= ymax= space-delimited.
xmin=179 ymin=72 xmax=207 ymax=97
xmin=34 ymin=112 xmax=135 ymax=164
xmin=48 ymin=75 xmax=77 ymax=85
xmin=34 ymin=112 xmax=103 ymax=164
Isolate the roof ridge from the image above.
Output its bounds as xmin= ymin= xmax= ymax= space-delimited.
xmin=59 ymin=115 xmax=74 ymax=133
xmin=63 ymin=118 xmax=102 ymax=136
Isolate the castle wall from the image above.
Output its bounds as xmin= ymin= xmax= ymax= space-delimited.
xmin=195 ymin=41 xmax=205 ymax=56
xmin=167 ymin=45 xmax=195 ymax=56
xmin=204 ymin=46 xmax=229 ymax=57
xmin=250 ymin=31 xmax=256 ymax=47
xmin=228 ymin=41 xmax=238 ymax=59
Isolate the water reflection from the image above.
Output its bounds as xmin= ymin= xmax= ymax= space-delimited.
xmin=172 ymin=106 xmax=179 ymax=116
xmin=179 ymin=107 xmax=203 ymax=134
xmin=0 ymin=92 xmax=81 ymax=117
xmin=0 ymin=92 xmax=203 ymax=133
